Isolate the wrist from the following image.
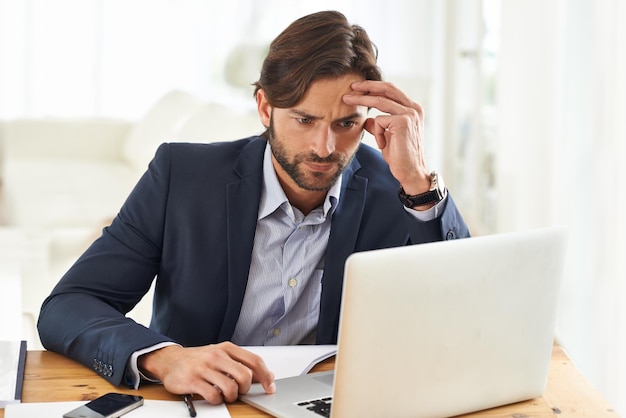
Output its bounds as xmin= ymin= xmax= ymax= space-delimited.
xmin=138 ymin=345 xmax=181 ymax=381
xmin=397 ymin=171 xmax=431 ymax=196
xmin=398 ymin=171 xmax=446 ymax=210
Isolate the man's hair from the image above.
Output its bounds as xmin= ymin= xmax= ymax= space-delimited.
xmin=253 ymin=10 xmax=382 ymax=108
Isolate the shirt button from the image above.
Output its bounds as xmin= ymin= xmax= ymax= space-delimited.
xmin=288 ymin=278 xmax=298 ymax=287
xmin=273 ymin=328 xmax=281 ymax=337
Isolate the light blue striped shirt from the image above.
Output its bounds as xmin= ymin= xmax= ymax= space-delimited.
xmin=231 ymin=143 xmax=341 ymax=345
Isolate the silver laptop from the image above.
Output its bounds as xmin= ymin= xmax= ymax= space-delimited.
xmin=240 ymin=227 xmax=568 ymax=418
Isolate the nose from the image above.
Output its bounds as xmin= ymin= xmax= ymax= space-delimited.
xmin=311 ymin=126 xmax=336 ymax=158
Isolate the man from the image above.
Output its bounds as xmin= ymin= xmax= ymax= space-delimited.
xmin=38 ymin=10 xmax=470 ymax=405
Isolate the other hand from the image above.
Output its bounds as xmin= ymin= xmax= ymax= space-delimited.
xmin=138 ymin=342 xmax=276 ymax=404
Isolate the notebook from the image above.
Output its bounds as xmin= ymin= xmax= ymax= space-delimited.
xmin=0 ymin=340 xmax=27 ymax=408
xmin=240 ymin=227 xmax=568 ymax=418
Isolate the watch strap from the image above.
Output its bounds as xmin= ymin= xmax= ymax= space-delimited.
xmin=398 ymin=187 xmax=442 ymax=207
xmin=397 ymin=172 xmax=446 ymax=208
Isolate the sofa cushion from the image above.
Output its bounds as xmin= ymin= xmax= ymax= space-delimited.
xmin=173 ymin=102 xmax=263 ymax=143
xmin=122 ymin=90 xmax=205 ymax=172
xmin=1 ymin=118 xmax=132 ymax=160
xmin=3 ymin=159 xmax=138 ymax=228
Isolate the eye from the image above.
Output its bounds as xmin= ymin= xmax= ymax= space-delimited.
xmin=297 ymin=117 xmax=313 ymax=125
xmin=339 ymin=120 xmax=357 ymax=129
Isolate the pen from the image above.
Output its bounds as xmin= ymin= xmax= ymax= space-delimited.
xmin=183 ymin=394 xmax=197 ymax=417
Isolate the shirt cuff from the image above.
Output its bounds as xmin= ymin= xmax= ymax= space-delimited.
xmin=403 ymin=193 xmax=448 ymax=222
xmin=126 ymin=341 xmax=180 ymax=389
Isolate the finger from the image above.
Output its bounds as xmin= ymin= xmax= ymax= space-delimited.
xmin=347 ymin=80 xmax=424 ymax=118
xmin=193 ymin=379 xmax=227 ymax=405
xmin=248 ymin=359 xmax=276 ymax=394
xmin=343 ymin=93 xmax=408 ymax=116
xmin=210 ymin=371 xmax=241 ymax=403
xmin=364 ymin=118 xmax=387 ymax=149
xmin=350 ymin=80 xmax=414 ymax=107
xmin=217 ymin=360 xmax=253 ymax=394
xmin=197 ymin=346 xmax=253 ymax=398
xmin=222 ymin=344 xmax=276 ymax=394
xmin=190 ymin=366 xmax=241 ymax=404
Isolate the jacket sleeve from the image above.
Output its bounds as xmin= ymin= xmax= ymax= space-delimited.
xmin=438 ymin=195 xmax=471 ymax=240
xmin=37 ymin=144 xmax=177 ymax=387
xmin=404 ymin=194 xmax=471 ymax=245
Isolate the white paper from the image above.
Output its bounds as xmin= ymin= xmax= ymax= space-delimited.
xmin=245 ymin=345 xmax=337 ymax=379
xmin=5 ymin=399 xmax=231 ymax=418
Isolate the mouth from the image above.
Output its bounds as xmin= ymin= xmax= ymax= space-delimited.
xmin=305 ymin=162 xmax=337 ymax=173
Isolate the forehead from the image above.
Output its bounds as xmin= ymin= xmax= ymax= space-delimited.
xmin=291 ymin=74 xmax=367 ymax=116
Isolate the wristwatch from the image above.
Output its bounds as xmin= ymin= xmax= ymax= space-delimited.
xmin=398 ymin=171 xmax=447 ymax=208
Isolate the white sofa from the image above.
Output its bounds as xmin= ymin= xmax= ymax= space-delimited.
xmin=0 ymin=90 xmax=262 ymax=348
xmin=1 ymin=90 xmax=262 ymax=229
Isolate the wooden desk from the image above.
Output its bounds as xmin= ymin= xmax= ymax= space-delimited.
xmin=1 ymin=347 xmax=618 ymax=418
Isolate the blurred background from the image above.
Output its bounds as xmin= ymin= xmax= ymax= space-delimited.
xmin=0 ymin=0 xmax=624 ymax=414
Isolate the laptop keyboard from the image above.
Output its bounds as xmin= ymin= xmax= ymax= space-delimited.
xmin=297 ymin=397 xmax=333 ymax=417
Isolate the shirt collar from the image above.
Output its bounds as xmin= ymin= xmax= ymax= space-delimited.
xmin=258 ymin=142 xmax=342 ymax=220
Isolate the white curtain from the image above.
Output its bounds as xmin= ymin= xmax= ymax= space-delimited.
xmin=497 ymin=0 xmax=625 ymax=414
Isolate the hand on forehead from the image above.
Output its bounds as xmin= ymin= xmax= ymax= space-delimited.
xmin=343 ymin=80 xmax=420 ymax=116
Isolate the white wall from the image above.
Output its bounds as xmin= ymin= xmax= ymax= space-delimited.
xmin=497 ymin=0 xmax=626 ymax=414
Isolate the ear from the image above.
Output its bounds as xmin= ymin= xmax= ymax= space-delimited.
xmin=256 ymin=89 xmax=272 ymax=128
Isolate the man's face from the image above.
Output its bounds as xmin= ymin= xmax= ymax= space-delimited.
xmin=258 ymin=74 xmax=368 ymax=193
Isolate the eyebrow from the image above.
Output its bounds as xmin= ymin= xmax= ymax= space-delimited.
xmin=290 ymin=109 xmax=365 ymax=123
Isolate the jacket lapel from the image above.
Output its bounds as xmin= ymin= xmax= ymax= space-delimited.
xmin=317 ymin=158 xmax=367 ymax=343
xmin=218 ymin=138 xmax=266 ymax=341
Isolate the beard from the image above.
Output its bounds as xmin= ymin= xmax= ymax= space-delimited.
xmin=268 ymin=117 xmax=355 ymax=192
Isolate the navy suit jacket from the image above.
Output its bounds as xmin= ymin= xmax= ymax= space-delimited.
xmin=38 ymin=136 xmax=470 ymax=386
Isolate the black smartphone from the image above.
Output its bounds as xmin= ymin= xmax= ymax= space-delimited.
xmin=63 ymin=392 xmax=144 ymax=418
